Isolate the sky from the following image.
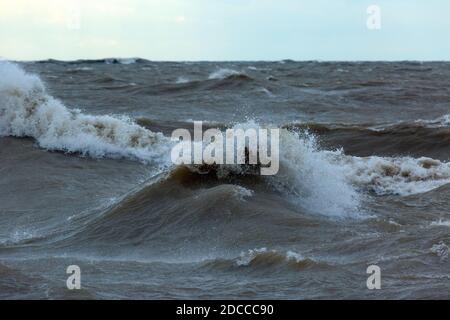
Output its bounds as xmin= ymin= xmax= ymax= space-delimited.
xmin=1 ymin=0 xmax=449 ymax=61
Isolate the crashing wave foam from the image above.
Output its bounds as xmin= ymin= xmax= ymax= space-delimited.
xmin=334 ymin=155 xmax=450 ymax=196
xmin=180 ymin=121 xmax=361 ymax=217
xmin=264 ymin=126 xmax=449 ymax=212
xmin=272 ymin=129 xmax=362 ymax=217
xmin=279 ymin=123 xmax=450 ymax=197
xmin=0 ymin=61 xmax=171 ymax=164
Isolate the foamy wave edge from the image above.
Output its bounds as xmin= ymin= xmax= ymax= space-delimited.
xmin=0 ymin=61 xmax=173 ymax=165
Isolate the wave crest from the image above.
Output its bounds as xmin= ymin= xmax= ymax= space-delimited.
xmin=202 ymin=248 xmax=327 ymax=271
xmin=0 ymin=62 xmax=171 ymax=164
xmin=338 ymin=155 xmax=450 ymax=196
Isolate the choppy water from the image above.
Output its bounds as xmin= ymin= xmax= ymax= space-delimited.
xmin=0 ymin=59 xmax=449 ymax=299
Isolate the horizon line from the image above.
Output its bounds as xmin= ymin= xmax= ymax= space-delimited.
xmin=4 ymin=57 xmax=450 ymax=63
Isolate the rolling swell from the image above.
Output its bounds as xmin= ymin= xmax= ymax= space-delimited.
xmin=284 ymin=121 xmax=450 ymax=160
xmin=41 ymin=165 xmax=336 ymax=261
xmin=201 ymin=248 xmax=330 ymax=273
xmin=101 ymin=69 xmax=258 ymax=97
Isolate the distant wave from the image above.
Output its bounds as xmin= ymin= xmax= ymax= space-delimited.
xmin=286 ymin=118 xmax=450 ymax=133
xmin=366 ymin=116 xmax=450 ymax=131
xmin=208 ymin=68 xmax=249 ymax=80
xmin=66 ymin=67 xmax=94 ymax=73
xmin=104 ymin=58 xmax=140 ymax=65
xmin=247 ymin=66 xmax=271 ymax=71
xmin=0 ymin=229 xmax=37 ymax=247
xmin=430 ymin=220 xmax=450 ymax=227
xmin=175 ymin=76 xmax=190 ymax=84
xmin=205 ymin=69 xmax=255 ymax=90
xmin=284 ymin=121 xmax=450 ymax=159
xmin=201 ymin=248 xmax=329 ymax=272
xmin=415 ymin=114 xmax=450 ymax=128
xmin=32 ymin=58 xmax=148 ymax=65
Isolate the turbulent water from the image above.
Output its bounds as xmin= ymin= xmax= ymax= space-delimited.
xmin=0 ymin=59 xmax=449 ymax=299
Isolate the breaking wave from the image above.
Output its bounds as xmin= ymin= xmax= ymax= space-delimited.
xmin=337 ymin=155 xmax=450 ymax=196
xmin=278 ymin=127 xmax=450 ymax=197
xmin=0 ymin=61 xmax=171 ymax=165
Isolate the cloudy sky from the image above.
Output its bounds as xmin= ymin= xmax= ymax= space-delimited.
xmin=1 ymin=0 xmax=449 ymax=61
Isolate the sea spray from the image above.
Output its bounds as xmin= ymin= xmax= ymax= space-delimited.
xmin=0 ymin=61 xmax=172 ymax=165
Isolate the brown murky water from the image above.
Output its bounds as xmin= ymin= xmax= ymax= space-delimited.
xmin=0 ymin=59 xmax=449 ymax=299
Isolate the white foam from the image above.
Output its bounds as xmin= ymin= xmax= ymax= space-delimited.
xmin=0 ymin=62 xmax=172 ymax=165
xmin=273 ymin=130 xmax=361 ymax=218
xmin=415 ymin=114 xmax=450 ymax=128
xmin=253 ymin=123 xmax=449 ymax=216
xmin=271 ymin=123 xmax=450 ymax=198
xmin=232 ymin=185 xmax=254 ymax=201
xmin=236 ymin=248 xmax=269 ymax=266
xmin=175 ymin=76 xmax=190 ymax=84
xmin=285 ymin=250 xmax=306 ymax=263
xmin=235 ymin=248 xmax=312 ymax=266
xmin=208 ymin=68 xmax=242 ymax=80
xmin=431 ymin=242 xmax=449 ymax=261
xmin=247 ymin=66 xmax=271 ymax=71
xmin=431 ymin=220 xmax=450 ymax=227
xmin=213 ymin=121 xmax=362 ymax=218
xmin=74 ymin=67 xmax=93 ymax=71
xmin=335 ymin=155 xmax=450 ymax=196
